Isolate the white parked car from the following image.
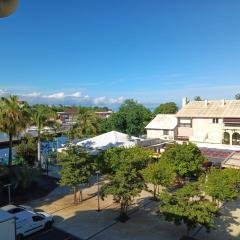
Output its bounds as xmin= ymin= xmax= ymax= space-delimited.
xmin=1 ymin=205 xmax=53 ymax=240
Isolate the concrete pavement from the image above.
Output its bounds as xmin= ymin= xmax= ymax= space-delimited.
xmin=26 ymin=179 xmax=240 ymax=240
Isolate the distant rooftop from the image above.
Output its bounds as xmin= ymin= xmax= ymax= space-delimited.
xmin=145 ymin=114 xmax=177 ymax=130
xmin=177 ymin=99 xmax=240 ymax=118
xmin=222 ymin=152 xmax=240 ymax=169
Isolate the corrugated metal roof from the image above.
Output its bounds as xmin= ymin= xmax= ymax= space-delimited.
xmin=176 ymin=100 xmax=240 ymax=118
xmin=145 ymin=114 xmax=177 ymax=130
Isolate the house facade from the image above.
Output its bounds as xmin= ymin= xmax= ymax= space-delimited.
xmin=145 ymin=114 xmax=177 ymax=140
xmin=57 ymin=108 xmax=78 ymax=130
xmin=176 ymin=98 xmax=240 ymax=146
xmin=95 ymin=111 xmax=113 ymax=119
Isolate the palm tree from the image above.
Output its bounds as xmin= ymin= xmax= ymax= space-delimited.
xmin=0 ymin=95 xmax=30 ymax=166
xmin=68 ymin=108 xmax=98 ymax=140
xmin=31 ymin=105 xmax=56 ymax=162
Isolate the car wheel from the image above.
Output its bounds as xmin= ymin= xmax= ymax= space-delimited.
xmin=16 ymin=234 xmax=24 ymax=240
xmin=44 ymin=221 xmax=52 ymax=230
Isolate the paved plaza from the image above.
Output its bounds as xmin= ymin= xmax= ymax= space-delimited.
xmin=27 ymin=179 xmax=240 ymax=240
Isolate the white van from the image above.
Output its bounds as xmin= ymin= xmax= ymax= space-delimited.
xmin=0 ymin=209 xmax=16 ymax=240
xmin=1 ymin=205 xmax=53 ymax=240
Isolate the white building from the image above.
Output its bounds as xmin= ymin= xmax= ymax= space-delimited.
xmin=145 ymin=114 xmax=177 ymax=140
xmin=176 ymin=98 xmax=240 ymax=148
xmin=75 ymin=131 xmax=139 ymax=154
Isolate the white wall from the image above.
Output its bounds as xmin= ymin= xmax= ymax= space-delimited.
xmin=147 ymin=129 xmax=175 ymax=140
xmin=190 ymin=118 xmax=223 ymax=144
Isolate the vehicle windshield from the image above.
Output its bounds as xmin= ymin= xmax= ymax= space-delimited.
xmin=37 ymin=213 xmax=46 ymax=218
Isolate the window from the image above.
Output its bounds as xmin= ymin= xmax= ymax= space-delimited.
xmin=32 ymin=215 xmax=44 ymax=222
xmin=213 ymin=118 xmax=219 ymax=124
xmin=232 ymin=132 xmax=240 ymax=145
xmin=179 ymin=118 xmax=192 ymax=127
xmin=163 ymin=130 xmax=169 ymax=135
xmin=8 ymin=208 xmax=24 ymax=214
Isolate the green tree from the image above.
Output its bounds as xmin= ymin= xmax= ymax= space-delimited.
xmin=0 ymin=95 xmax=30 ymax=166
xmin=68 ymin=108 xmax=98 ymax=140
xmin=203 ymin=168 xmax=240 ymax=206
xmin=235 ymin=93 xmax=240 ymax=100
xmin=161 ymin=143 xmax=205 ymax=179
xmin=142 ymin=160 xmax=176 ymax=199
xmin=194 ymin=96 xmax=204 ymax=101
xmin=10 ymin=165 xmax=39 ymax=190
xmin=59 ymin=146 xmax=95 ymax=203
xmin=15 ymin=134 xmax=37 ymax=165
xmin=96 ymin=118 xmax=114 ymax=134
xmin=154 ymin=102 xmax=178 ymax=115
xmin=108 ymin=99 xmax=152 ymax=136
xmin=159 ymin=182 xmax=218 ymax=236
xmin=102 ymin=146 xmax=152 ymax=220
xmin=31 ymin=105 xmax=56 ymax=162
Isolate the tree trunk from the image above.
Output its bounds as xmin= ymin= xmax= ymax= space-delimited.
xmin=73 ymin=186 xmax=77 ymax=203
xmin=78 ymin=186 xmax=83 ymax=203
xmin=8 ymin=134 xmax=13 ymax=166
xmin=153 ymin=185 xmax=157 ymax=200
xmin=120 ymin=201 xmax=128 ymax=220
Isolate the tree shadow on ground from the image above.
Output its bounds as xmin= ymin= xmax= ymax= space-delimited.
xmin=191 ymin=198 xmax=240 ymax=240
xmin=0 ymin=175 xmax=58 ymax=207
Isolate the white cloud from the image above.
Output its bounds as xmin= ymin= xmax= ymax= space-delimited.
xmin=93 ymin=96 xmax=125 ymax=105
xmin=68 ymin=92 xmax=81 ymax=98
xmin=20 ymin=92 xmax=41 ymax=98
xmin=0 ymin=89 xmax=125 ymax=106
xmin=0 ymin=89 xmax=10 ymax=96
xmin=46 ymin=92 xmax=65 ymax=99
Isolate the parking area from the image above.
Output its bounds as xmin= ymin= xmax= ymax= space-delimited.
xmin=26 ymin=227 xmax=80 ymax=240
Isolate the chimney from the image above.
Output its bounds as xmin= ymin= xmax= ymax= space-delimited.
xmin=204 ymin=99 xmax=208 ymax=106
xmin=182 ymin=97 xmax=188 ymax=108
xmin=221 ymin=99 xmax=225 ymax=106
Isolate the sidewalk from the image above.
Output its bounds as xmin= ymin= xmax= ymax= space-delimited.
xmin=26 ymin=180 xmax=240 ymax=240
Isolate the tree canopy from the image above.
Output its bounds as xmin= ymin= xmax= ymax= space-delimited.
xmin=159 ymin=182 xmax=218 ymax=235
xmin=161 ymin=143 xmax=206 ymax=179
xmin=154 ymin=102 xmax=178 ymax=115
xmin=194 ymin=96 xmax=204 ymax=101
xmin=101 ymin=146 xmax=153 ymax=219
xmin=68 ymin=108 xmax=98 ymax=140
xmin=59 ymin=146 xmax=95 ymax=203
xmin=203 ymin=168 xmax=240 ymax=204
xmin=107 ymin=99 xmax=152 ymax=136
xmin=0 ymin=95 xmax=30 ymax=165
xmin=16 ymin=134 xmax=37 ymax=165
xmin=142 ymin=159 xmax=176 ymax=198
xmin=235 ymin=93 xmax=240 ymax=100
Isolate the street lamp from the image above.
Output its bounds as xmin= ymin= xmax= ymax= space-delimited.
xmin=0 ymin=0 xmax=18 ymax=18
xmin=96 ymin=170 xmax=101 ymax=212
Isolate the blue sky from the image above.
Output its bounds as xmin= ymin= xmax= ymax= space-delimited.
xmin=1 ymin=0 xmax=240 ymax=107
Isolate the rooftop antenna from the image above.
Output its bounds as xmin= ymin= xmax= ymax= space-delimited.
xmin=0 ymin=0 xmax=18 ymax=18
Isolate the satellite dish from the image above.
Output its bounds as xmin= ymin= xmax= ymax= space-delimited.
xmin=0 ymin=0 xmax=18 ymax=18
